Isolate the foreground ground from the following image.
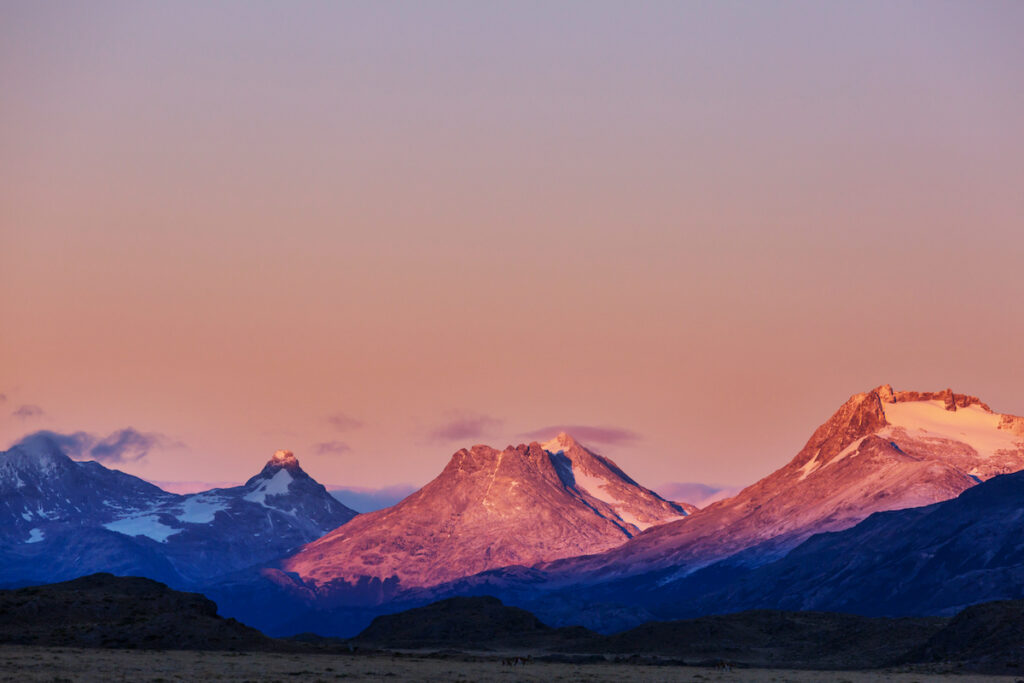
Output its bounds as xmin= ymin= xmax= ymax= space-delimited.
xmin=0 ymin=646 xmax=1018 ymax=682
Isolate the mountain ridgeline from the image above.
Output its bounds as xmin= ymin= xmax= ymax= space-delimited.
xmin=0 ymin=439 xmax=356 ymax=588
xmin=3 ymin=384 xmax=1024 ymax=643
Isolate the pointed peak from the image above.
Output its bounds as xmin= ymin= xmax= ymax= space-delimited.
xmin=541 ymin=432 xmax=580 ymax=453
xmin=260 ymin=449 xmax=302 ymax=475
xmin=271 ymin=449 xmax=297 ymax=465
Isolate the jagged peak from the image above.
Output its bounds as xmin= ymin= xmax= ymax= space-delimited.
xmin=540 ymin=432 xmax=581 ymax=453
xmin=888 ymin=387 xmax=991 ymax=413
xmin=249 ymin=449 xmax=305 ymax=483
xmin=793 ymin=384 xmax=1008 ymax=475
xmin=270 ymin=449 xmax=298 ymax=467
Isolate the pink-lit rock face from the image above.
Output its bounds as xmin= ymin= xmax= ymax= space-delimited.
xmin=282 ymin=435 xmax=690 ymax=589
xmin=269 ymin=450 xmax=300 ymax=470
xmin=541 ymin=385 xmax=1024 ymax=584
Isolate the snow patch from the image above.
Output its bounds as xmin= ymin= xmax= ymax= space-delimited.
xmin=104 ymin=515 xmax=182 ymax=543
xmin=883 ymin=401 xmax=1023 ymax=457
xmin=25 ymin=528 xmax=44 ymax=543
xmin=244 ymin=469 xmax=294 ymax=505
xmin=817 ymin=436 xmax=869 ymax=474
xmin=176 ymin=495 xmax=227 ymax=524
xmin=572 ymin=466 xmax=665 ymax=531
xmin=21 ymin=512 xmax=32 ymax=521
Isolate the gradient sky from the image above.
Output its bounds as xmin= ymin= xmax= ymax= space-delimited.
xmin=2 ymin=2 xmax=1022 ymax=494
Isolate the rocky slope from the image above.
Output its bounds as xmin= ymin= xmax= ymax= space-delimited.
xmin=669 ymin=468 xmax=1024 ymax=620
xmin=0 ymin=437 xmax=357 ymax=586
xmin=540 ymin=386 xmax=1024 ymax=586
xmin=282 ymin=434 xmax=691 ymax=592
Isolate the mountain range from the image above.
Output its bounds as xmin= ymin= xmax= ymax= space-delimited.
xmin=0 ymin=437 xmax=356 ymax=587
xmin=3 ymin=384 xmax=1024 ymax=642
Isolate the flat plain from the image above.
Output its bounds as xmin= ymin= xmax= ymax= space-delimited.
xmin=0 ymin=646 xmax=1017 ymax=683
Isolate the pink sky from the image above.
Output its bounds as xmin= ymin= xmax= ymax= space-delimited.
xmin=2 ymin=2 xmax=1022 ymax=493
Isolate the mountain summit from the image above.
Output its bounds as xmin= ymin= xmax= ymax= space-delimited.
xmin=282 ymin=435 xmax=691 ymax=591
xmin=541 ymin=385 xmax=1024 ymax=586
xmin=0 ymin=443 xmax=357 ymax=587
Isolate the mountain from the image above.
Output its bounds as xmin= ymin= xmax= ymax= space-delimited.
xmin=0 ymin=437 xmax=357 ymax=587
xmin=0 ymin=433 xmax=176 ymax=545
xmin=671 ymin=467 xmax=1024 ymax=620
xmin=538 ymin=386 xmax=1024 ymax=588
xmin=282 ymin=434 xmax=692 ymax=593
xmin=351 ymin=595 xmax=581 ymax=650
xmin=118 ymin=449 xmax=359 ymax=583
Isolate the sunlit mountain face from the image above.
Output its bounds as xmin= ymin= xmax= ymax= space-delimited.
xmin=282 ymin=433 xmax=692 ymax=591
xmin=3 ymin=386 xmax=1023 ymax=640
xmin=536 ymin=386 xmax=1024 ymax=588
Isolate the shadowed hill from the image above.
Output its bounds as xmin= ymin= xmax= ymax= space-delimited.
xmin=0 ymin=573 xmax=272 ymax=650
xmin=353 ymin=595 xmax=593 ymax=650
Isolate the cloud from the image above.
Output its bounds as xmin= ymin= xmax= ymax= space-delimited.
xmin=312 ymin=440 xmax=352 ymax=455
xmin=428 ymin=413 xmax=503 ymax=443
xmin=90 ymin=429 xmax=181 ymax=463
xmin=13 ymin=427 xmax=182 ymax=464
xmin=326 ymin=412 xmax=363 ymax=432
xmin=11 ymin=404 xmax=44 ymax=419
xmin=0 ymin=393 xmax=6 ymax=403
xmin=517 ymin=425 xmax=641 ymax=447
xmin=14 ymin=430 xmax=95 ymax=458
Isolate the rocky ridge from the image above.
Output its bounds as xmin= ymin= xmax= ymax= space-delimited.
xmin=535 ymin=385 xmax=1024 ymax=587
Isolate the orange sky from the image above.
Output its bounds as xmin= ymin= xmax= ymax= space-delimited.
xmin=2 ymin=2 xmax=1023 ymax=492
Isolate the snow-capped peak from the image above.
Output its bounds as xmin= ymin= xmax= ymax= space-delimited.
xmin=255 ymin=449 xmax=302 ymax=478
xmin=541 ymin=432 xmax=578 ymax=453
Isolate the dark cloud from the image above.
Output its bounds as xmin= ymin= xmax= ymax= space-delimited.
xmin=13 ymin=427 xmax=181 ymax=464
xmin=428 ymin=414 xmax=503 ymax=443
xmin=0 ymin=393 xmax=7 ymax=403
xmin=312 ymin=440 xmax=351 ymax=455
xmin=326 ymin=412 xmax=363 ymax=432
xmin=11 ymin=404 xmax=44 ymax=419
xmin=517 ymin=425 xmax=641 ymax=447
xmin=90 ymin=428 xmax=180 ymax=463
xmin=14 ymin=430 xmax=95 ymax=458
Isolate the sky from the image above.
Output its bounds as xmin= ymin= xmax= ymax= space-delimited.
xmin=2 ymin=1 xmax=1023 ymax=495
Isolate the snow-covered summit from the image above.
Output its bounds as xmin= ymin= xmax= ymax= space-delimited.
xmin=541 ymin=432 xmax=578 ymax=453
xmin=546 ymin=385 xmax=1024 ymax=586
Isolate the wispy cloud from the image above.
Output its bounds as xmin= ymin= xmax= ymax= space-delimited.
xmin=14 ymin=427 xmax=183 ymax=464
xmin=312 ymin=440 xmax=351 ymax=455
xmin=326 ymin=412 xmax=363 ymax=432
xmin=11 ymin=404 xmax=44 ymax=419
xmin=428 ymin=413 xmax=503 ymax=443
xmin=518 ymin=425 xmax=641 ymax=447
xmin=90 ymin=429 xmax=182 ymax=463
